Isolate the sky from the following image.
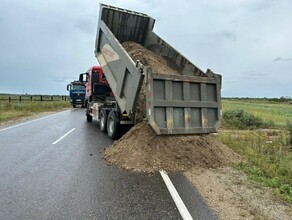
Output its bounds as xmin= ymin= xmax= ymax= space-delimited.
xmin=0 ymin=0 xmax=291 ymax=97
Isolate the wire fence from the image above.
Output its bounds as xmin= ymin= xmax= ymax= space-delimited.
xmin=0 ymin=95 xmax=69 ymax=102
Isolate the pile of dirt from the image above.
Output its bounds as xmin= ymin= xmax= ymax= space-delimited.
xmin=102 ymin=122 xmax=239 ymax=172
xmin=102 ymin=42 xmax=238 ymax=172
xmin=122 ymin=41 xmax=179 ymax=123
xmin=122 ymin=41 xmax=180 ymax=75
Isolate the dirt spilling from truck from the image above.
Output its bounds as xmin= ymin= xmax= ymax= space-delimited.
xmin=102 ymin=121 xmax=239 ymax=172
xmin=122 ymin=41 xmax=179 ymax=123
xmin=102 ymin=42 xmax=239 ymax=172
xmin=122 ymin=41 xmax=180 ymax=75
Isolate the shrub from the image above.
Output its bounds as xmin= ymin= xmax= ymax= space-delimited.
xmin=223 ymin=110 xmax=274 ymax=129
xmin=286 ymin=120 xmax=292 ymax=145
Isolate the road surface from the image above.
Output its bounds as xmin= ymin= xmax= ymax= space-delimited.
xmin=0 ymin=109 xmax=217 ymax=220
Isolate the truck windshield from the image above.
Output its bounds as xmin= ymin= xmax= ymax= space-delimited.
xmin=72 ymin=85 xmax=85 ymax=90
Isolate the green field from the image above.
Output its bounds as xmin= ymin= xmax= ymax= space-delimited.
xmin=0 ymin=94 xmax=70 ymax=123
xmin=222 ymin=98 xmax=292 ymax=127
xmin=219 ymin=98 xmax=292 ymax=203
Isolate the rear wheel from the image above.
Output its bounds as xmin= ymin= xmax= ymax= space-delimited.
xmin=107 ymin=110 xmax=120 ymax=140
xmin=86 ymin=105 xmax=92 ymax=122
xmin=99 ymin=108 xmax=108 ymax=133
xmin=87 ymin=114 xmax=92 ymax=122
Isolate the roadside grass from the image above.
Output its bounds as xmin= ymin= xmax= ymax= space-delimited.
xmin=0 ymin=100 xmax=70 ymax=124
xmin=219 ymin=99 xmax=292 ymax=203
xmin=222 ymin=99 xmax=292 ymax=128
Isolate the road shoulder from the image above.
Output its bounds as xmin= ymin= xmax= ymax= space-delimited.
xmin=185 ymin=166 xmax=292 ymax=220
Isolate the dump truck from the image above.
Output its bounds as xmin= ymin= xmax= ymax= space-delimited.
xmin=82 ymin=4 xmax=222 ymax=139
xmin=67 ymin=81 xmax=86 ymax=108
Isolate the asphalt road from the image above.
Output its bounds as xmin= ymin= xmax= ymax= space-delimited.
xmin=0 ymin=109 xmax=217 ymax=220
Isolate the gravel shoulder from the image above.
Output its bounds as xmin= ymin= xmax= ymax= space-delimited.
xmin=185 ymin=166 xmax=292 ymax=220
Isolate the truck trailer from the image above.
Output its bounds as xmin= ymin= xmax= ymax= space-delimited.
xmin=82 ymin=4 xmax=222 ymax=139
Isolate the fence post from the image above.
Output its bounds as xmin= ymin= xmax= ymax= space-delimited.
xmin=31 ymin=96 xmax=33 ymax=101
xmin=9 ymin=97 xmax=11 ymax=102
xmin=40 ymin=96 xmax=43 ymax=102
xmin=19 ymin=96 xmax=21 ymax=102
xmin=51 ymin=96 xmax=53 ymax=101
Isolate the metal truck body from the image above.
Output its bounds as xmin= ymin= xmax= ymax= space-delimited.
xmin=67 ymin=81 xmax=86 ymax=108
xmin=89 ymin=4 xmax=222 ymax=138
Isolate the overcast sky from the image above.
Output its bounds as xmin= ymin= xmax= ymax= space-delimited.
xmin=0 ymin=0 xmax=291 ymax=97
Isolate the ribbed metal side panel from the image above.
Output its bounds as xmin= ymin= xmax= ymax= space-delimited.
xmin=146 ymin=71 xmax=221 ymax=135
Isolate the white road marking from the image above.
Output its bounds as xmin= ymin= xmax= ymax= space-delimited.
xmin=52 ymin=128 xmax=75 ymax=145
xmin=0 ymin=110 xmax=71 ymax=132
xmin=160 ymin=170 xmax=193 ymax=220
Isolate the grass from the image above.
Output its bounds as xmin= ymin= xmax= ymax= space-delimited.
xmin=222 ymin=98 xmax=292 ymax=127
xmin=222 ymin=109 xmax=275 ymax=129
xmin=0 ymin=94 xmax=70 ymax=124
xmin=219 ymin=98 xmax=292 ymax=203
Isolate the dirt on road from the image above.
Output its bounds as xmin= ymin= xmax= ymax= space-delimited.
xmin=102 ymin=121 xmax=239 ymax=172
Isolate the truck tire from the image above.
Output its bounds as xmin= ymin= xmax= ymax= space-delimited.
xmin=87 ymin=114 xmax=92 ymax=122
xmin=86 ymin=105 xmax=92 ymax=122
xmin=99 ymin=108 xmax=108 ymax=133
xmin=107 ymin=110 xmax=120 ymax=140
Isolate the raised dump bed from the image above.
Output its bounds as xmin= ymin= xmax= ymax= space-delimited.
xmin=95 ymin=4 xmax=222 ymax=135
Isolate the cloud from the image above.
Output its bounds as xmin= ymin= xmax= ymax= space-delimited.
xmin=74 ymin=18 xmax=95 ymax=34
xmin=273 ymin=57 xmax=292 ymax=62
xmin=51 ymin=79 xmax=67 ymax=83
xmin=239 ymin=71 xmax=265 ymax=80
xmin=207 ymin=30 xmax=237 ymax=41
xmin=248 ymin=73 xmax=265 ymax=77
xmin=247 ymin=0 xmax=276 ymax=12
xmin=0 ymin=0 xmax=291 ymax=97
xmin=224 ymin=80 xmax=238 ymax=84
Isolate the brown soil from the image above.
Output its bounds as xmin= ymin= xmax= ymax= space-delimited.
xmin=102 ymin=122 xmax=239 ymax=172
xmin=123 ymin=41 xmax=180 ymax=122
xmin=122 ymin=41 xmax=180 ymax=75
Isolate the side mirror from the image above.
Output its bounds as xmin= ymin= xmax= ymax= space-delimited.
xmin=66 ymin=84 xmax=70 ymax=91
xmin=79 ymin=73 xmax=86 ymax=83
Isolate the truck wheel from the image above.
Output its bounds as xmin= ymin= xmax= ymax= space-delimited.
xmin=87 ymin=114 xmax=92 ymax=122
xmin=86 ymin=105 xmax=92 ymax=122
xmin=107 ymin=110 xmax=120 ymax=140
xmin=99 ymin=108 xmax=108 ymax=133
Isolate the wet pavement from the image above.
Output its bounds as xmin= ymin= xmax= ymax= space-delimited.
xmin=0 ymin=109 xmax=217 ymax=219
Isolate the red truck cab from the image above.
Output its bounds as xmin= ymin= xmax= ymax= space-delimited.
xmin=79 ymin=66 xmax=111 ymax=107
